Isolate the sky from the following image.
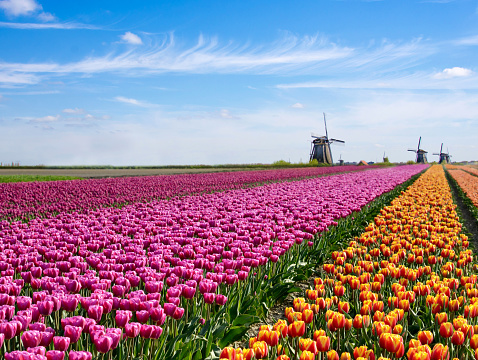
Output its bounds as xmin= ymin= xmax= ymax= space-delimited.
xmin=0 ymin=0 xmax=477 ymax=165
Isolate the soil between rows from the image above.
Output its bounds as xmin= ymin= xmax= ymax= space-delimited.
xmin=446 ymin=170 xmax=478 ymax=249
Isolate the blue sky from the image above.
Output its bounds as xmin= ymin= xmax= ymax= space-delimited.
xmin=1 ymin=0 xmax=477 ymax=165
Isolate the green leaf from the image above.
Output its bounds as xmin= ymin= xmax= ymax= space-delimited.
xmin=218 ymin=326 xmax=250 ymax=348
xmin=232 ymin=314 xmax=259 ymax=327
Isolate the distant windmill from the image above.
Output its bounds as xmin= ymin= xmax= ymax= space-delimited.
xmin=310 ymin=113 xmax=345 ymax=165
xmin=408 ymin=136 xmax=428 ymax=163
xmin=383 ymin=152 xmax=389 ymax=163
xmin=433 ymin=144 xmax=452 ymax=164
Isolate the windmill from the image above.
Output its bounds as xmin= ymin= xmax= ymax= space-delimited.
xmin=408 ymin=136 xmax=428 ymax=163
xmin=433 ymin=144 xmax=451 ymax=164
xmin=309 ymin=113 xmax=345 ymax=165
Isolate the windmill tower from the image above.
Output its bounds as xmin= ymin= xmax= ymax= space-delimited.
xmin=433 ymin=144 xmax=451 ymax=164
xmin=309 ymin=113 xmax=345 ymax=165
xmin=408 ymin=136 xmax=428 ymax=163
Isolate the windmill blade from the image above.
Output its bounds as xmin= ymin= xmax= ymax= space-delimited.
xmin=433 ymin=153 xmax=440 ymax=155
xmin=440 ymin=143 xmax=443 ymax=154
xmin=330 ymin=139 xmax=345 ymax=143
xmin=311 ymin=132 xmax=324 ymax=138
xmin=408 ymin=149 xmax=417 ymax=152
xmin=417 ymin=136 xmax=421 ymax=152
xmin=323 ymin=113 xmax=329 ymax=140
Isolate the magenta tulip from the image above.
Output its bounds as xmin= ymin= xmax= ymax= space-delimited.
xmin=21 ymin=330 xmax=42 ymax=348
xmin=64 ymin=325 xmax=82 ymax=343
xmin=53 ymin=336 xmax=70 ymax=351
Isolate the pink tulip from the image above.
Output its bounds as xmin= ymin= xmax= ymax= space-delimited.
xmin=53 ymin=336 xmax=70 ymax=351
xmin=94 ymin=335 xmax=113 ymax=353
xmin=46 ymin=350 xmax=65 ymax=360
xmin=21 ymin=330 xmax=42 ymax=348
xmin=115 ymin=310 xmax=132 ymax=327
xmin=87 ymin=305 xmax=103 ymax=322
xmin=125 ymin=322 xmax=141 ymax=338
xmin=64 ymin=325 xmax=82 ymax=343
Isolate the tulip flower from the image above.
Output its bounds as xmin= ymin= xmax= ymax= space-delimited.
xmin=64 ymin=325 xmax=82 ymax=343
xmin=418 ymin=331 xmax=433 ymax=345
xmin=53 ymin=336 xmax=70 ymax=351
xmin=316 ymin=336 xmax=331 ymax=352
xmin=21 ymin=330 xmax=42 ymax=348
xmin=430 ymin=344 xmax=449 ymax=360
xmin=252 ymin=341 xmax=268 ymax=359
xmin=288 ymin=321 xmax=305 ymax=338
xmin=439 ymin=322 xmax=454 ymax=338
xmin=46 ymin=350 xmax=65 ymax=360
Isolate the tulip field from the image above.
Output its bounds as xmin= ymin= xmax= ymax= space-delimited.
xmin=221 ymin=165 xmax=478 ymax=360
xmin=0 ymin=165 xmax=376 ymax=222
xmin=2 ymin=163 xmax=478 ymax=360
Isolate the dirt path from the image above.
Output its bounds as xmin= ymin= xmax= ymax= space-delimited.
xmin=446 ymin=170 xmax=478 ymax=249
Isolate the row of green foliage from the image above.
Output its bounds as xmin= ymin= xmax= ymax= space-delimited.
xmin=151 ymin=169 xmax=426 ymax=360
xmin=0 ymin=175 xmax=83 ymax=183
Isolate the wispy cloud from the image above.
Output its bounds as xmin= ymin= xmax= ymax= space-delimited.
xmin=0 ymin=33 xmax=354 ymax=84
xmin=455 ymin=35 xmax=478 ymax=46
xmin=114 ymin=96 xmax=154 ymax=107
xmin=0 ymin=21 xmax=99 ymax=29
xmin=277 ymin=68 xmax=478 ymax=90
xmin=292 ymin=103 xmax=304 ymax=108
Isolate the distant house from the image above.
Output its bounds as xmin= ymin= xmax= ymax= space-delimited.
xmin=357 ymin=160 xmax=369 ymax=166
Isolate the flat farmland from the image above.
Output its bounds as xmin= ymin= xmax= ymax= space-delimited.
xmin=0 ymin=167 xmax=256 ymax=178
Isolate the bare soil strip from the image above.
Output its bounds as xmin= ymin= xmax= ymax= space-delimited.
xmin=445 ymin=170 xmax=478 ymax=248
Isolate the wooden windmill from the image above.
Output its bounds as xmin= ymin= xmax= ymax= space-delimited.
xmin=408 ymin=136 xmax=428 ymax=163
xmin=433 ymin=143 xmax=451 ymax=164
xmin=309 ymin=113 xmax=345 ymax=165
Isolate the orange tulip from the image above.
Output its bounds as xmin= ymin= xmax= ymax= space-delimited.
xmin=252 ymin=341 xmax=268 ymax=359
xmin=435 ymin=312 xmax=448 ymax=325
xmin=439 ymin=322 xmax=454 ymax=338
xmin=327 ymin=350 xmax=339 ymax=360
xmin=300 ymin=351 xmax=315 ymax=360
xmin=451 ymin=330 xmax=465 ymax=346
xmin=430 ymin=344 xmax=449 ymax=360
xmin=418 ymin=331 xmax=434 ymax=345
xmin=338 ymin=301 xmax=350 ymax=314
xmin=316 ymin=336 xmax=331 ymax=352
xmin=471 ymin=334 xmax=478 ymax=349
xmin=340 ymin=353 xmax=351 ymax=360
xmin=303 ymin=309 xmax=314 ymax=324
xmin=288 ymin=321 xmax=305 ymax=338
xmin=242 ymin=348 xmax=254 ymax=360
xmin=276 ymin=356 xmax=290 ymax=360
xmin=220 ymin=347 xmax=236 ymax=360
xmin=353 ymin=314 xmax=363 ymax=329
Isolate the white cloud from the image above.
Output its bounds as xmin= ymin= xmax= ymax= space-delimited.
xmin=114 ymin=96 xmax=152 ymax=107
xmin=0 ymin=21 xmax=98 ymax=29
xmin=120 ymin=32 xmax=143 ymax=45
xmin=433 ymin=67 xmax=473 ymax=79
xmin=37 ymin=11 xmax=55 ymax=22
xmin=0 ymin=0 xmax=40 ymax=17
xmin=62 ymin=108 xmax=85 ymax=114
xmin=30 ymin=114 xmax=60 ymax=123
xmin=219 ymin=109 xmax=235 ymax=119
xmin=292 ymin=103 xmax=304 ymax=108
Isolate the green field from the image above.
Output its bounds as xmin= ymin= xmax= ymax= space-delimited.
xmin=0 ymin=175 xmax=83 ymax=183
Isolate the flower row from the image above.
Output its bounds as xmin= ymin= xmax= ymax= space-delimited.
xmin=0 ymin=165 xmax=376 ymax=221
xmin=447 ymin=168 xmax=478 ymax=208
xmin=221 ymin=165 xmax=475 ymax=360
